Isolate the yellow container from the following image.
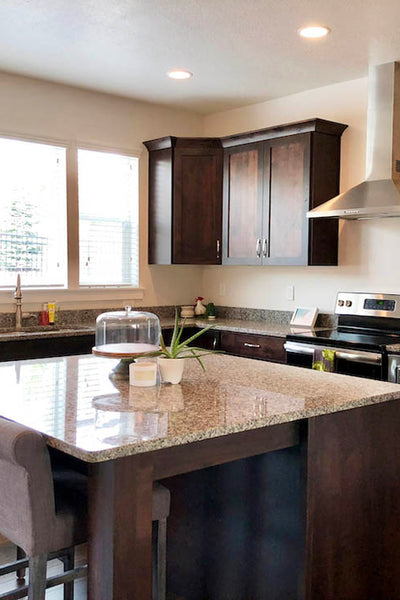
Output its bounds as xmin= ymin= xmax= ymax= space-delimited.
xmin=48 ymin=302 xmax=56 ymax=325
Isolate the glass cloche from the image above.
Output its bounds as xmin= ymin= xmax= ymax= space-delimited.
xmin=93 ymin=306 xmax=161 ymax=358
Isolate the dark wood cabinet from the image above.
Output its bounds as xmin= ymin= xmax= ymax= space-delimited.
xmin=162 ymin=326 xmax=285 ymax=363
xmin=0 ymin=334 xmax=94 ymax=361
xmin=144 ymin=137 xmax=223 ymax=265
xmin=222 ymin=119 xmax=347 ymax=266
xmin=221 ymin=144 xmax=264 ymax=265
xmin=162 ymin=327 xmax=220 ymax=351
xmin=220 ymin=331 xmax=286 ymax=363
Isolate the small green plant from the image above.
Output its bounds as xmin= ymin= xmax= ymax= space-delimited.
xmin=141 ymin=308 xmax=222 ymax=371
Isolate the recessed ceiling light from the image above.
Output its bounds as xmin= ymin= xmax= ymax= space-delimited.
xmin=298 ymin=25 xmax=330 ymax=39
xmin=167 ymin=69 xmax=193 ymax=80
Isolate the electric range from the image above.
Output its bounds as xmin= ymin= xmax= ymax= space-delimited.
xmin=284 ymin=292 xmax=400 ymax=381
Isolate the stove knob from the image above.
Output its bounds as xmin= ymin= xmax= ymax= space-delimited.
xmin=346 ymin=300 xmax=352 ymax=307
xmin=338 ymin=300 xmax=344 ymax=307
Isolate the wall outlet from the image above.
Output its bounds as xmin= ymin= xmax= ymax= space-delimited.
xmin=286 ymin=285 xmax=295 ymax=301
xmin=219 ymin=283 xmax=226 ymax=296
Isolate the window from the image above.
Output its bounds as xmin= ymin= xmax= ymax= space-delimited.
xmin=0 ymin=138 xmax=67 ymax=288
xmin=0 ymin=137 xmax=139 ymax=292
xmin=78 ymin=149 xmax=139 ymax=287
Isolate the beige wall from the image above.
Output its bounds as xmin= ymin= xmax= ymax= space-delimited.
xmin=202 ymin=77 xmax=400 ymax=314
xmin=3 ymin=72 xmax=400 ymax=315
xmin=0 ymin=71 xmax=203 ymax=312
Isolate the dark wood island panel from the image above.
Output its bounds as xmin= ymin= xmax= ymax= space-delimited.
xmin=87 ymin=399 xmax=400 ymax=599
xmin=306 ymin=400 xmax=400 ymax=600
xmin=88 ymin=422 xmax=301 ymax=600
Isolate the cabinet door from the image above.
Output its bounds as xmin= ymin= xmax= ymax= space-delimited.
xmin=173 ymin=145 xmax=222 ymax=264
xmin=222 ymin=144 xmax=264 ymax=265
xmin=264 ymin=134 xmax=310 ymax=265
xmin=162 ymin=327 xmax=220 ymax=350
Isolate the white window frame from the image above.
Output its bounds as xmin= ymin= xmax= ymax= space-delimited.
xmin=0 ymin=133 xmax=144 ymax=305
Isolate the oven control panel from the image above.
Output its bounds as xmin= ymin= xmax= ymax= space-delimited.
xmin=364 ymin=299 xmax=396 ymax=311
xmin=336 ymin=292 xmax=400 ymax=317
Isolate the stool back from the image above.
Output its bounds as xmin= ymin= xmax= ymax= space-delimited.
xmin=0 ymin=417 xmax=55 ymax=555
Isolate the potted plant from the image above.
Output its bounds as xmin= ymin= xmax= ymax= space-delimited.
xmin=140 ymin=308 xmax=222 ymax=384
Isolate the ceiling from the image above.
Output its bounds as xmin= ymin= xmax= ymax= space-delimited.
xmin=1 ymin=0 xmax=400 ymax=114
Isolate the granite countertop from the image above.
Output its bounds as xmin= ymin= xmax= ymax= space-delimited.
xmin=0 ymin=324 xmax=95 ymax=341
xmin=386 ymin=344 xmax=400 ymax=353
xmin=0 ymin=353 xmax=398 ymax=463
xmin=0 ymin=318 xmax=323 ymax=341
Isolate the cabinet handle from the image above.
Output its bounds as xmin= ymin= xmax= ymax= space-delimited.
xmin=262 ymin=238 xmax=268 ymax=258
xmin=256 ymin=239 xmax=261 ymax=258
xmin=216 ymin=239 xmax=220 ymax=259
xmin=244 ymin=342 xmax=261 ymax=348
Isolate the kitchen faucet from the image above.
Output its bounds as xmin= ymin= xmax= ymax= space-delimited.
xmin=14 ymin=274 xmax=22 ymax=331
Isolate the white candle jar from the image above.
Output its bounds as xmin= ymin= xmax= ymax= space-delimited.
xmin=130 ymin=361 xmax=158 ymax=387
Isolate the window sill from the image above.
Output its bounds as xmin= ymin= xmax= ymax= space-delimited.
xmin=0 ymin=287 xmax=144 ymax=307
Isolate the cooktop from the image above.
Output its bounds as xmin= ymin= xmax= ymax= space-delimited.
xmin=286 ymin=328 xmax=400 ymax=352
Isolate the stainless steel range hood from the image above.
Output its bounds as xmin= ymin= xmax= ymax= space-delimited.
xmin=308 ymin=62 xmax=400 ymax=219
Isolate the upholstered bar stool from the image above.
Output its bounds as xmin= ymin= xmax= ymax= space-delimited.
xmin=0 ymin=418 xmax=170 ymax=600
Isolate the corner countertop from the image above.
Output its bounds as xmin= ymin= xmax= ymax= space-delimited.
xmin=0 ymin=353 xmax=398 ymax=463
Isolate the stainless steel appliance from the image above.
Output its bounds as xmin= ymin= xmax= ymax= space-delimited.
xmin=285 ymin=292 xmax=400 ymax=381
xmin=388 ymin=354 xmax=400 ymax=383
xmin=307 ymin=62 xmax=400 ymax=220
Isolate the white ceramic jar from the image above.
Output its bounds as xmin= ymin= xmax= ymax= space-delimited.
xmin=181 ymin=305 xmax=195 ymax=318
xmin=158 ymin=357 xmax=185 ymax=384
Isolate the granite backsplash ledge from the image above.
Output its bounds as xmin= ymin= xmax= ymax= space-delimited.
xmin=215 ymin=306 xmax=337 ymax=328
xmin=0 ymin=305 xmax=337 ymax=329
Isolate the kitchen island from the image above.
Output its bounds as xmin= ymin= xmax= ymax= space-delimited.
xmin=0 ymin=353 xmax=399 ymax=599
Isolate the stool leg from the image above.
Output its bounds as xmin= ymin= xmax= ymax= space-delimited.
xmin=16 ymin=546 xmax=26 ymax=583
xmin=62 ymin=547 xmax=75 ymax=600
xmin=28 ymin=553 xmax=47 ymax=600
xmin=155 ymin=518 xmax=167 ymax=600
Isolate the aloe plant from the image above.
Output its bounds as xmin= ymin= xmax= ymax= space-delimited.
xmin=140 ymin=308 xmax=222 ymax=371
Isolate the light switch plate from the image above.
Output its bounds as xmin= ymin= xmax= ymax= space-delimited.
xmin=286 ymin=285 xmax=295 ymax=301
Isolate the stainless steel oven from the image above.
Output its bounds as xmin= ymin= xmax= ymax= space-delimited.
xmin=388 ymin=355 xmax=400 ymax=383
xmin=285 ymin=341 xmax=384 ymax=380
xmin=285 ymin=292 xmax=400 ymax=382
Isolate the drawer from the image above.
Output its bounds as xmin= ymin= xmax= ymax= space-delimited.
xmin=220 ymin=331 xmax=286 ymax=363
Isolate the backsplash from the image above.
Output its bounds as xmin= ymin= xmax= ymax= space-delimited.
xmin=216 ymin=306 xmax=337 ymax=328
xmin=0 ymin=305 xmax=177 ymax=329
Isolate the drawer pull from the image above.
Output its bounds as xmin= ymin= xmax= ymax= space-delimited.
xmin=244 ymin=342 xmax=261 ymax=348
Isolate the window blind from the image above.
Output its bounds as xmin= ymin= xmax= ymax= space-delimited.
xmin=78 ymin=149 xmax=139 ymax=287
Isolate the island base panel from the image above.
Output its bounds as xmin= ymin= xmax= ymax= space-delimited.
xmin=88 ymin=454 xmax=154 ymax=600
xmin=306 ymin=400 xmax=400 ymax=600
xmin=164 ymin=446 xmax=306 ymax=600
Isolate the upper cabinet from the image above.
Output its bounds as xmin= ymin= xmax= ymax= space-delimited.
xmin=144 ymin=137 xmax=223 ymax=265
xmin=222 ymin=119 xmax=348 ymax=266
